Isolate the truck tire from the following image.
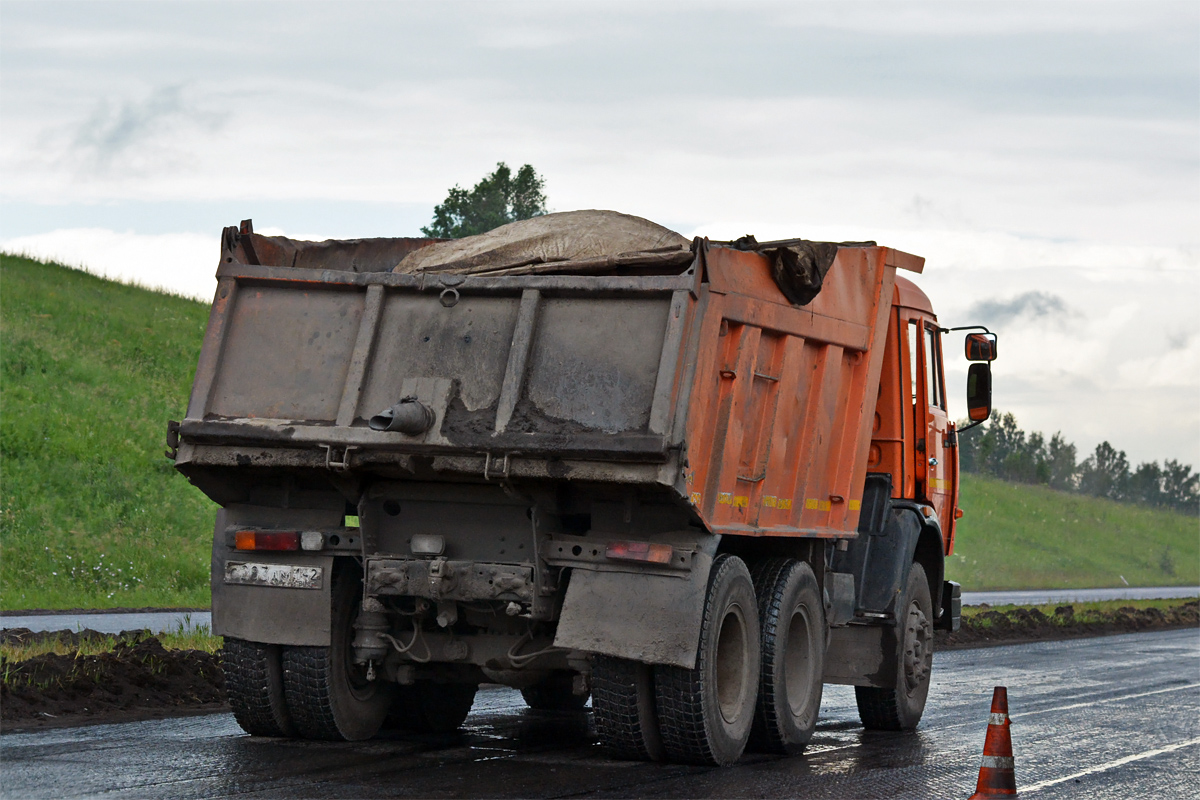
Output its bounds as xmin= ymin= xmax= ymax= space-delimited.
xmin=592 ymin=656 xmax=665 ymax=761
xmin=385 ymin=681 xmax=478 ymax=734
xmin=855 ymin=562 xmax=933 ymax=730
xmin=654 ymin=554 xmax=760 ymax=766
xmin=521 ymin=671 xmax=588 ymax=711
xmin=223 ymin=638 xmax=295 ymax=737
xmin=747 ymin=558 xmax=825 ymax=754
xmin=281 ymin=563 xmax=394 ymax=741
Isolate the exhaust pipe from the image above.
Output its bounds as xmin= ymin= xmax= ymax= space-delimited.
xmin=368 ymin=397 xmax=436 ymax=435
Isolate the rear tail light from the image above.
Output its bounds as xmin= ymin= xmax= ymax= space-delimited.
xmin=606 ymin=540 xmax=674 ymax=565
xmin=234 ymin=530 xmax=300 ymax=551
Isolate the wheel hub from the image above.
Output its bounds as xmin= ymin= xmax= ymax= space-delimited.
xmin=902 ymin=600 xmax=931 ymax=695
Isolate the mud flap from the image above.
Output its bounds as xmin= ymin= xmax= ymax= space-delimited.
xmin=211 ymin=513 xmax=334 ymax=646
xmin=553 ymin=552 xmax=713 ymax=669
xmin=822 ymin=624 xmax=900 ymax=688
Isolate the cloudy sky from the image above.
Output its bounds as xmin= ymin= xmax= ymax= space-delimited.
xmin=2 ymin=1 xmax=1197 ymax=467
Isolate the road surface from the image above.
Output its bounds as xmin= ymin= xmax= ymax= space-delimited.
xmin=2 ymin=629 xmax=1196 ymax=799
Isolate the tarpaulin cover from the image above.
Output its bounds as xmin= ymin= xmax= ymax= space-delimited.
xmin=393 ymin=210 xmax=691 ymax=276
xmin=392 ymin=208 xmax=850 ymax=306
xmin=729 ymin=235 xmax=844 ymax=307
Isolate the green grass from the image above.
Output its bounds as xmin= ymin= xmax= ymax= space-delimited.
xmin=1 ymin=254 xmax=1196 ymax=608
xmin=1 ymin=254 xmax=216 ymax=609
xmin=960 ymin=596 xmax=1197 ymax=620
xmin=0 ymin=624 xmax=222 ymax=662
xmin=948 ymin=473 xmax=1199 ymax=591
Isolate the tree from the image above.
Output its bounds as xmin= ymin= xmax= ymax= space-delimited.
xmin=1044 ymin=432 xmax=1078 ymax=491
xmin=1078 ymin=441 xmax=1130 ymax=501
xmin=1161 ymin=459 xmax=1200 ymax=514
xmin=421 ymin=162 xmax=547 ymax=239
xmin=1127 ymin=461 xmax=1164 ymax=508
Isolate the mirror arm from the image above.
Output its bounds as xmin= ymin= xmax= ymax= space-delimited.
xmin=942 ymin=324 xmax=993 ymax=334
xmin=957 ymin=417 xmax=986 ymax=434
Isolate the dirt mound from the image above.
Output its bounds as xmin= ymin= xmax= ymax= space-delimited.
xmin=936 ymin=599 xmax=1198 ymax=649
xmin=1 ymin=627 xmax=153 ymax=648
xmin=1 ymin=634 xmax=224 ymax=729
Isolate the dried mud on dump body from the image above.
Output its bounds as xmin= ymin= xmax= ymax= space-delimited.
xmin=1 ymin=600 xmax=1196 ymax=733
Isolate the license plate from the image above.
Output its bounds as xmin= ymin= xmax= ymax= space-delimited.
xmin=224 ymin=561 xmax=323 ymax=590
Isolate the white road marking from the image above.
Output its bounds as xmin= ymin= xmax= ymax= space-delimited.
xmin=942 ymin=682 xmax=1200 ymax=731
xmin=1014 ymin=682 xmax=1200 ymax=718
xmin=1022 ymin=736 xmax=1200 ymax=794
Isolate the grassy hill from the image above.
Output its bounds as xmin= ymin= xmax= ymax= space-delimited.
xmin=1 ymin=254 xmax=1196 ymax=609
xmin=1 ymin=255 xmax=215 ymax=609
xmin=947 ymin=474 xmax=1196 ymax=590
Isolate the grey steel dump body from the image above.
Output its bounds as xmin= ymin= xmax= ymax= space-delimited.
xmin=175 ymin=230 xmax=693 ymax=500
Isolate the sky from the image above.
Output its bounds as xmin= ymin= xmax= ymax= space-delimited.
xmin=2 ymin=0 xmax=1198 ymax=467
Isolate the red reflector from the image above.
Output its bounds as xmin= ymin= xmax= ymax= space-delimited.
xmin=606 ymin=541 xmax=673 ymax=564
xmin=234 ymin=530 xmax=300 ymax=551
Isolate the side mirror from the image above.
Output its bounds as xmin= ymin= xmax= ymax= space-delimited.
xmin=965 ymin=332 xmax=997 ymax=362
xmin=966 ymin=363 xmax=992 ymax=421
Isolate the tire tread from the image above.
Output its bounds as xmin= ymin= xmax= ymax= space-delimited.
xmin=224 ymin=638 xmax=294 ymax=737
xmin=592 ymin=656 xmax=662 ymax=760
xmin=282 ymin=645 xmax=342 ymax=740
xmin=654 ymin=554 xmax=757 ymax=766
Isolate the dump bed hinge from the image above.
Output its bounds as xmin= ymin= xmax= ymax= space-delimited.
xmin=483 ymin=452 xmax=513 ymax=480
xmin=321 ymin=444 xmax=358 ymax=471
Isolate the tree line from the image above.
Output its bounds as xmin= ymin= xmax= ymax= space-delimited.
xmin=957 ymin=411 xmax=1198 ymax=515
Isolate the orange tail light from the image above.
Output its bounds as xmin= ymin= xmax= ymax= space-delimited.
xmin=605 ymin=540 xmax=674 ymax=565
xmin=234 ymin=530 xmax=300 ymax=551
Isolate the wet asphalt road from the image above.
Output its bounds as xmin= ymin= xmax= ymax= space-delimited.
xmin=2 ymin=629 xmax=1197 ymax=799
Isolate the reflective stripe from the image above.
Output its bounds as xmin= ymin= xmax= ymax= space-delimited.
xmin=981 ymin=755 xmax=1015 ymax=770
xmin=989 ymin=713 xmax=1009 ymax=725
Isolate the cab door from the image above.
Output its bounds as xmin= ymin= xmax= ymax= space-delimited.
xmin=907 ymin=317 xmax=952 ymax=537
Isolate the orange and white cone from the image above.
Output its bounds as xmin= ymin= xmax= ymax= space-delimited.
xmin=968 ymin=686 xmax=1017 ymax=798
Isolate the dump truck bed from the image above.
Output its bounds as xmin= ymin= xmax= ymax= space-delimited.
xmin=176 ymin=228 xmax=921 ymax=540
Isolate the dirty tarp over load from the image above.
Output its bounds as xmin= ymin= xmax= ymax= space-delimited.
xmin=392 ymin=208 xmax=852 ymax=306
xmin=728 ymin=235 xmax=850 ymax=307
xmin=393 ymin=209 xmax=694 ymax=277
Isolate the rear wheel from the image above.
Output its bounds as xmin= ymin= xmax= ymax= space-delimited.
xmin=655 ymin=554 xmax=760 ymax=766
xmin=521 ymin=671 xmax=588 ymax=711
xmin=385 ymin=681 xmax=478 ymax=733
xmin=281 ymin=562 xmax=395 ymax=741
xmin=223 ymin=638 xmax=295 ymax=737
xmin=592 ymin=656 xmax=665 ymax=761
xmin=748 ymin=558 xmax=825 ymax=754
xmin=856 ymin=562 xmax=933 ymax=730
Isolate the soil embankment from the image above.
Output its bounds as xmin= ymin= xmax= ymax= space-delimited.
xmin=939 ymin=599 xmax=1198 ymax=650
xmin=2 ymin=600 xmax=1196 ymax=732
xmin=1 ymin=630 xmax=223 ymax=731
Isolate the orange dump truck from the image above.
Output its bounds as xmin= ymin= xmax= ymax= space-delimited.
xmin=170 ymin=211 xmax=996 ymax=765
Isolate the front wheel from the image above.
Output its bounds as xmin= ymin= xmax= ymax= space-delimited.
xmin=855 ymin=562 xmax=933 ymax=730
xmin=654 ymin=554 xmax=760 ymax=766
xmin=281 ymin=562 xmax=395 ymax=741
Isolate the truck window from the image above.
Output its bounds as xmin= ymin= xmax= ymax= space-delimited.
xmin=907 ymin=319 xmax=919 ymax=409
xmin=924 ymin=324 xmax=944 ymax=409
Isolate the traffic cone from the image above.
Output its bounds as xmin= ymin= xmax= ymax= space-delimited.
xmin=968 ymin=686 xmax=1017 ymax=798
